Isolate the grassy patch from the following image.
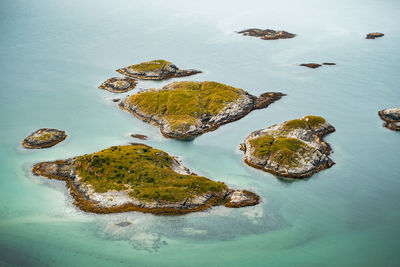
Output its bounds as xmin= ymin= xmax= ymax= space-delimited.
xmin=250 ymin=135 xmax=311 ymax=167
xmin=75 ymin=144 xmax=227 ymax=202
xmin=127 ymin=60 xmax=172 ymax=72
xmin=33 ymin=133 xmax=53 ymax=142
xmin=127 ymin=81 xmax=245 ymax=129
xmin=281 ymin=116 xmax=326 ymax=132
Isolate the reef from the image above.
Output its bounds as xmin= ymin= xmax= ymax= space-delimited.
xmin=238 ymin=28 xmax=295 ymax=40
xmin=378 ymin=108 xmax=400 ymax=131
xmin=32 ymin=144 xmax=259 ymax=214
xmin=98 ymin=77 xmax=137 ymax=93
xmin=119 ymin=81 xmax=285 ymax=139
xmin=366 ymin=32 xmax=384 ymax=39
xmin=241 ymin=116 xmax=335 ymax=178
xmin=130 ymin=134 xmax=148 ymax=140
xmin=116 ymin=60 xmax=201 ymax=80
xmin=22 ymin=128 xmax=67 ymax=149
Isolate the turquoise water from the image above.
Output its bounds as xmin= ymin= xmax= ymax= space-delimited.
xmin=1 ymin=0 xmax=399 ymax=266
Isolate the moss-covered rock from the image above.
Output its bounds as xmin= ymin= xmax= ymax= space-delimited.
xmin=119 ymin=81 xmax=285 ymax=139
xmin=22 ymin=128 xmax=67 ymax=149
xmin=98 ymin=77 xmax=137 ymax=93
xmin=241 ymin=116 xmax=335 ymax=178
xmin=116 ymin=60 xmax=201 ymax=80
xmin=378 ymin=108 xmax=400 ymax=131
xmin=238 ymin=28 xmax=295 ymax=40
xmin=32 ymin=144 xmax=259 ymax=214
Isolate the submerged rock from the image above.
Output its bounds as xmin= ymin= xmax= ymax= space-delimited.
xmin=98 ymin=77 xmax=137 ymax=93
xmin=366 ymin=32 xmax=384 ymax=39
xmin=32 ymin=144 xmax=259 ymax=215
xmin=22 ymin=128 xmax=67 ymax=149
xmin=241 ymin=116 xmax=335 ymax=178
xmin=238 ymin=28 xmax=296 ymax=40
xmin=378 ymin=108 xmax=400 ymax=131
xmin=119 ymin=81 xmax=285 ymax=139
xmin=116 ymin=60 xmax=201 ymax=80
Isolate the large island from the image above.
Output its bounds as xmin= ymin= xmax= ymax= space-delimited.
xmin=33 ymin=144 xmax=259 ymax=214
xmin=241 ymin=116 xmax=335 ymax=178
xmin=119 ymin=81 xmax=285 ymax=139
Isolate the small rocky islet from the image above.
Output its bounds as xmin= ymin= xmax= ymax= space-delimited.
xmin=241 ymin=116 xmax=335 ymax=178
xmin=119 ymin=81 xmax=285 ymax=139
xmin=300 ymin=63 xmax=336 ymax=69
xmin=116 ymin=59 xmax=201 ymax=80
xmin=22 ymin=128 xmax=67 ymax=149
xmin=379 ymin=108 xmax=400 ymax=131
xmin=366 ymin=32 xmax=384 ymax=39
xmin=238 ymin=28 xmax=296 ymax=40
xmin=98 ymin=77 xmax=137 ymax=93
xmin=32 ymin=144 xmax=259 ymax=215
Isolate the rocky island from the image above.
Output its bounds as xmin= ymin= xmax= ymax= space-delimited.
xmin=22 ymin=128 xmax=67 ymax=149
xmin=300 ymin=63 xmax=336 ymax=69
xmin=238 ymin=28 xmax=295 ymax=40
xmin=241 ymin=116 xmax=335 ymax=178
xmin=116 ymin=60 xmax=201 ymax=80
xmin=119 ymin=81 xmax=285 ymax=139
xmin=98 ymin=77 xmax=137 ymax=93
xmin=366 ymin=32 xmax=384 ymax=39
xmin=32 ymin=144 xmax=259 ymax=214
xmin=378 ymin=108 xmax=400 ymax=131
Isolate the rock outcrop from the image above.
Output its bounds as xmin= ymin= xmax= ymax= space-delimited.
xmin=130 ymin=134 xmax=148 ymax=140
xmin=98 ymin=77 xmax=137 ymax=93
xmin=32 ymin=144 xmax=259 ymax=215
xmin=22 ymin=128 xmax=67 ymax=149
xmin=119 ymin=81 xmax=285 ymax=139
xmin=366 ymin=32 xmax=384 ymax=39
xmin=241 ymin=116 xmax=335 ymax=178
xmin=238 ymin=28 xmax=295 ymax=40
xmin=300 ymin=63 xmax=336 ymax=69
xmin=379 ymin=108 xmax=400 ymax=131
xmin=116 ymin=60 xmax=201 ymax=80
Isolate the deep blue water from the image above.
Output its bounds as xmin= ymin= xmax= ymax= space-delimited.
xmin=1 ymin=0 xmax=399 ymax=266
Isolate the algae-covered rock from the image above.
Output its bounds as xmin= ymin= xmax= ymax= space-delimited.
xmin=98 ymin=77 xmax=137 ymax=93
xmin=22 ymin=128 xmax=67 ymax=149
xmin=119 ymin=81 xmax=285 ymax=139
xmin=379 ymin=108 xmax=400 ymax=131
xmin=116 ymin=60 xmax=201 ymax=80
xmin=241 ymin=116 xmax=335 ymax=178
xmin=238 ymin=28 xmax=295 ymax=40
xmin=32 ymin=144 xmax=259 ymax=214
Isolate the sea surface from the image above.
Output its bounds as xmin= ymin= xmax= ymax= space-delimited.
xmin=1 ymin=0 xmax=399 ymax=266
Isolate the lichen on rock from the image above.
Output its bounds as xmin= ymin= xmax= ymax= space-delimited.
xmin=32 ymin=144 xmax=259 ymax=214
xmin=119 ymin=81 xmax=285 ymax=139
xmin=116 ymin=60 xmax=201 ymax=80
xmin=241 ymin=116 xmax=335 ymax=178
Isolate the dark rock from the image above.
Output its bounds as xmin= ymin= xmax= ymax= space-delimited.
xmin=300 ymin=63 xmax=322 ymax=69
xmin=378 ymin=108 xmax=400 ymax=131
xmin=112 ymin=98 xmax=121 ymax=102
xmin=238 ymin=28 xmax=295 ymax=40
xmin=322 ymin=62 xmax=336 ymax=65
xmin=366 ymin=32 xmax=384 ymax=39
xmin=130 ymin=134 xmax=148 ymax=140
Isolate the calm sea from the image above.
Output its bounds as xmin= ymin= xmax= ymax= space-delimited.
xmin=1 ymin=0 xmax=399 ymax=266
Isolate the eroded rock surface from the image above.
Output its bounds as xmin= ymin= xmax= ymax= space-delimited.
xmin=22 ymin=128 xmax=67 ymax=149
xmin=366 ymin=32 xmax=384 ymax=39
xmin=241 ymin=116 xmax=335 ymax=178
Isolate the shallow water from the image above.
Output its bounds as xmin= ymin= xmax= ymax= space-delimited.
xmin=1 ymin=0 xmax=400 ymax=266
